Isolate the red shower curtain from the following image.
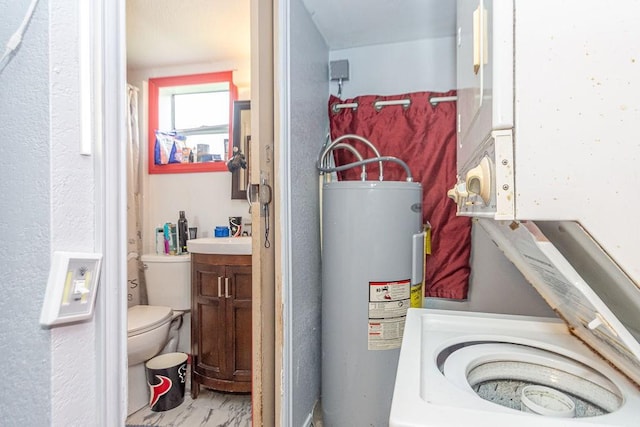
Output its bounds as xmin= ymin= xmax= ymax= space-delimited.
xmin=329 ymin=91 xmax=471 ymax=299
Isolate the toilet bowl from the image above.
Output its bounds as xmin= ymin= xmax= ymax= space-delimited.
xmin=127 ymin=253 xmax=191 ymax=416
xmin=127 ymin=305 xmax=173 ymax=366
xmin=127 ymin=304 xmax=184 ymax=415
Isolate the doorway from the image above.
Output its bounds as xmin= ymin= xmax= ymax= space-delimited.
xmin=123 ymin=1 xmax=275 ymax=425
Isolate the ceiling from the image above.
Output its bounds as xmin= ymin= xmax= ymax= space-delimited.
xmin=126 ymin=0 xmax=251 ymax=70
xmin=126 ymin=0 xmax=456 ymax=70
xmin=301 ymin=0 xmax=456 ymax=50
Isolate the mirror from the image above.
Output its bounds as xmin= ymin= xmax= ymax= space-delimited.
xmin=231 ymin=100 xmax=251 ymax=199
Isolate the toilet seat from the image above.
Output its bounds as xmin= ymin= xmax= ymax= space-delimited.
xmin=127 ymin=305 xmax=172 ymax=337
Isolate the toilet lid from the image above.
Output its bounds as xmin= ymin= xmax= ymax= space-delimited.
xmin=127 ymin=305 xmax=172 ymax=337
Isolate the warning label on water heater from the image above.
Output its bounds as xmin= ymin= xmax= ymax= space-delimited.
xmin=368 ymin=280 xmax=410 ymax=350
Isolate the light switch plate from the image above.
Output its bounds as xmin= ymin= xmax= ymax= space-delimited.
xmin=40 ymin=251 xmax=103 ymax=327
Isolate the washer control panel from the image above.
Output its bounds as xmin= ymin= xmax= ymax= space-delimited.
xmin=448 ymin=129 xmax=515 ymax=220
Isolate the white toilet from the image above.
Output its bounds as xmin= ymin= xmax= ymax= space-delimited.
xmin=127 ymin=253 xmax=191 ymax=416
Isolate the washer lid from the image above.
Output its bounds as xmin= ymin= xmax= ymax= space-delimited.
xmin=127 ymin=305 xmax=172 ymax=336
xmin=479 ymin=219 xmax=640 ymax=386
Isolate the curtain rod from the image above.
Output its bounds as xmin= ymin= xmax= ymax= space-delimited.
xmin=332 ymin=95 xmax=457 ymax=113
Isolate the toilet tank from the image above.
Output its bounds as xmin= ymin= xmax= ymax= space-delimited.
xmin=140 ymin=254 xmax=191 ymax=310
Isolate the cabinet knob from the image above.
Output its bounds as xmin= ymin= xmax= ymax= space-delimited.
xmin=218 ymin=277 xmax=222 ymax=297
xmin=225 ymin=277 xmax=230 ymax=298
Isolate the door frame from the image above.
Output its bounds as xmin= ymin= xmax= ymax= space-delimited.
xmin=97 ymin=0 xmax=279 ymax=424
xmin=250 ymin=1 xmax=277 ymax=425
xmin=97 ymin=0 xmax=128 ymax=424
xmin=273 ymin=0 xmax=292 ymax=425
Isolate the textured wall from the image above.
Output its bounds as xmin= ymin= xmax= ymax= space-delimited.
xmin=289 ymin=0 xmax=328 ymax=424
xmin=49 ymin=1 xmax=99 ymax=425
xmin=0 ymin=1 xmax=103 ymax=425
xmin=0 ymin=1 xmax=51 ymax=425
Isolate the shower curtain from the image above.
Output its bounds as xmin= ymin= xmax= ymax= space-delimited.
xmin=127 ymin=85 xmax=147 ymax=306
xmin=329 ymin=90 xmax=471 ymax=299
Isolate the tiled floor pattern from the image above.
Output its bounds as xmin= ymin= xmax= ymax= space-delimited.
xmin=126 ymin=388 xmax=251 ymax=427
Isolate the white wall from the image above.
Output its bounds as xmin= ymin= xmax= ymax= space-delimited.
xmin=0 ymin=1 xmax=51 ymax=425
xmin=49 ymin=2 xmax=102 ymax=424
xmin=330 ymin=37 xmax=457 ymax=98
xmin=1 ymin=1 xmax=108 ymax=425
xmin=128 ymin=62 xmax=252 ymax=254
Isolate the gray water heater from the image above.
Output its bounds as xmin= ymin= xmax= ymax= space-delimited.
xmin=322 ymin=180 xmax=423 ymax=426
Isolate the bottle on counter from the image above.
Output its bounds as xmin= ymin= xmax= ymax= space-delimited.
xmin=164 ymin=222 xmax=178 ymax=255
xmin=178 ymin=210 xmax=189 ymax=254
xmin=155 ymin=226 xmax=165 ymax=254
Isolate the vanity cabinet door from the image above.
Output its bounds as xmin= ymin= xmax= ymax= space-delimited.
xmin=191 ymin=254 xmax=252 ymax=397
xmin=191 ymin=261 xmax=226 ymax=397
xmin=224 ymin=264 xmax=252 ymax=385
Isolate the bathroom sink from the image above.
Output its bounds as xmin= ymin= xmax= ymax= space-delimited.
xmin=187 ymin=236 xmax=252 ymax=255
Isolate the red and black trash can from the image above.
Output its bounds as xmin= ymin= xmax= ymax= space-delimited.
xmin=145 ymin=352 xmax=188 ymax=412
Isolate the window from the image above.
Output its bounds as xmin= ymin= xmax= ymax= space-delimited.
xmin=148 ymin=71 xmax=238 ymax=174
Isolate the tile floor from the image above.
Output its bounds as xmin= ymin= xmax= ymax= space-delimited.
xmin=127 ymin=361 xmax=251 ymax=426
xmin=126 ymin=388 xmax=251 ymax=427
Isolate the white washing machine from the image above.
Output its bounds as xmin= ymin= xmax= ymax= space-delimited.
xmin=390 ymin=220 xmax=640 ymax=426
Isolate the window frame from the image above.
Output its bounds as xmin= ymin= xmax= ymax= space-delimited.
xmin=147 ymin=71 xmax=238 ymax=174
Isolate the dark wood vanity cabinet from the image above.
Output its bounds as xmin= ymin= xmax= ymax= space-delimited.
xmin=191 ymin=253 xmax=252 ymax=397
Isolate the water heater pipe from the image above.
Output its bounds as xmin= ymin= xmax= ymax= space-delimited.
xmin=317 ymin=157 xmax=413 ymax=182
xmin=317 ymin=134 xmax=383 ymax=180
xmin=316 ymin=133 xmax=414 ymax=182
xmin=331 ymin=142 xmax=366 ymax=180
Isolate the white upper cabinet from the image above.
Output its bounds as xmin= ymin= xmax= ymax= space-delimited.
xmin=451 ymin=0 xmax=640 ymax=288
xmin=456 ymin=0 xmax=513 ymax=169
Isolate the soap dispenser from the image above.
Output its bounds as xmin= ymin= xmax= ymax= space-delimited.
xmin=178 ymin=211 xmax=189 ymax=254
